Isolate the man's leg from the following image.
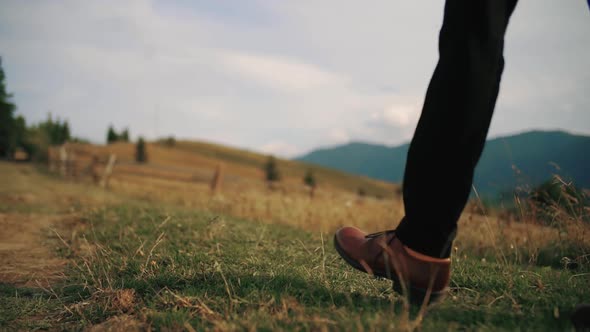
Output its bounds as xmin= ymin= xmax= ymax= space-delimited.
xmin=395 ymin=0 xmax=518 ymax=258
xmin=334 ymin=0 xmax=519 ymax=303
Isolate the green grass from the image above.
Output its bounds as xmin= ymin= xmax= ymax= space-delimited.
xmin=0 ymin=283 xmax=60 ymax=330
xmin=2 ymin=202 xmax=587 ymax=331
xmin=0 ymin=162 xmax=587 ymax=331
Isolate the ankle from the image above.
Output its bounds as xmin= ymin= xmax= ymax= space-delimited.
xmin=403 ymin=245 xmax=451 ymax=263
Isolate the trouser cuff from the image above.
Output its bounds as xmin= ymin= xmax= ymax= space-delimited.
xmin=395 ymin=217 xmax=456 ymax=259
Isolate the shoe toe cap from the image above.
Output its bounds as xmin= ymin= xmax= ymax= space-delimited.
xmin=335 ymin=226 xmax=366 ymax=253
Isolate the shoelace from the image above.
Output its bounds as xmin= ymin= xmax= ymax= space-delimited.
xmin=366 ymin=229 xmax=398 ymax=263
xmin=365 ymin=229 xmax=396 ymax=239
xmin=363 ymin=230 xmax=398 ymax=277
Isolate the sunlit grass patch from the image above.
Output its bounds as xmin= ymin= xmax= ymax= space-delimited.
xmin=35 ymin=204 xmax=585 ymax=330
xmin=1 ymin=162 xmax=589 ymax=330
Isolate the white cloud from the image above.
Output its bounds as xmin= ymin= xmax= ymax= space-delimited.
xmin=0 ymin=0 xmax=588 ymax=156
xmin=259 ymin=141 xmax=303 ymax=158
xmin=221 ymin=51 xmax=349 ymax=92
xmin=327 ymin=128 xmax=350 ymax=145
xmin=374 ymin=104 xmax=420 ymax=128
xmin=370 ymin=97 xmax=421 ymax=128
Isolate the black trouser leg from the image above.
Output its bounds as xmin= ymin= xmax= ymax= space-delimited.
xmin=395 ymin=0 xmax=518 ymax=258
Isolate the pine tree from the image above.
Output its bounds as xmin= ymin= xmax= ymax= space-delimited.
xmin=303 ymin=169 xmax=316 ymax=187
xmin=0 ymin=57 xmax=17 ymax=158
xmin=60 ymin=121 xmax=71 ymax=144
xmin=41 ymin=115 xmax=70 ymax=145
xmin=13 ymin=115 xmax=27 ymax=149
xmin=357 ymin=188 xmax=366 ymax=197
xmin=136 ymin=137 xmax=148 ymax=163
xmin=264 ymin=155 xmax=280 ymax=183
xmin=107 ymin=125 xmax=118 ymax=144
xmin=303 ymin=169 xmax=317 ymax=198
xmin=120 ymin=128 xmax=130 ymax=142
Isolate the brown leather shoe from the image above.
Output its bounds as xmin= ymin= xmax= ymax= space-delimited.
xmin=334 ymin=226 xmax=451 ymax=304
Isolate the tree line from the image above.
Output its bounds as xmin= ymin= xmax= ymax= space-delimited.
xmin=107 ymin=126 xmax=130 ymax=144
xmin=0 ymin=58 xmax=74 ymax=160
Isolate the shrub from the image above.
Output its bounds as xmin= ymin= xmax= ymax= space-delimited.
xmin=136 ymin=137 xmax=148 ymax=163
xmin=264 ymin=156 xmax=280 ymax=183
xmin=529 ymin=175 xmax=589 ymax=225
xmin=158 ymin=136 xmax=176 ymax=147
xmin=303 ymin=169 xmax=316 ymax=188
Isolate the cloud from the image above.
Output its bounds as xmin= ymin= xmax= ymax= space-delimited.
xmin=259 ymin=140 xmax=303 ymax=158
xmin=372 ymin=101 xmax=421 ymax=128
xmin=0 ymin=0 xmax=588 ymax=157
xmin=221 ymin=51 xmax=349 ymax=93
xmin=326 ymin=128 xmax=350 ymax=145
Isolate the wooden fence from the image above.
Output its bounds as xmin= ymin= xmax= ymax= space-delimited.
xmin=47 ymin=143 xmax=224 ymax=192
xmin=48 ymin=144 xmax=117 ymax=188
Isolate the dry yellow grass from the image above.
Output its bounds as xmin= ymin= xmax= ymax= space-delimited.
xmin=48 ymin=141 xmax=590 ymax=267
xmin=111 ymin=171 xmax=589 ymax=264
xmin=2 ymin=156 xmax=589 ymax=330
xmin=62 ymin=141 xmax=398 ymax=198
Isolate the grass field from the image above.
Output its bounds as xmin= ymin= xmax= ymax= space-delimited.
xmin=61 ymin=141 xmax=398 ymax=200
xmin=0 ymin=153 xmax=589 ymax=330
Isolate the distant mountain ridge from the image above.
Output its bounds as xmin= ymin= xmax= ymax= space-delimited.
xmin=296 ymin=130 xmax=590 ymax=198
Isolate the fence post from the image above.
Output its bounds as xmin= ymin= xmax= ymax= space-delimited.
xmin=59 ymin=145 xmax=68 ymax=177
xmin=48 ymin=147 xmax=56 ymax=172
xmin=100 ymin=154 xmax=117 ymax=188
xmin=91 ymin=155 xmax=101 ymax=185
xmin=68 ymin=151 xmax=77 ymax=180
xmin=210 ymin=164 xmax=224 ymax=194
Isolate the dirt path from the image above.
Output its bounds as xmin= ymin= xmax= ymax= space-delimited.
xmin=0 ymin=163 xmax=146 ymax=330
xmin=0 ymin=212 xmax=72 ymax=287
xmin=0 ymin=163 xmax=115 ymax=289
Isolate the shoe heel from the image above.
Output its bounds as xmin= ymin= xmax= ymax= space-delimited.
xmin=392 ymin=281 xmax=447 ymax=305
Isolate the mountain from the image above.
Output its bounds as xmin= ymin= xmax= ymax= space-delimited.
xmin=297 ymin=130 xmax=590 ymax=198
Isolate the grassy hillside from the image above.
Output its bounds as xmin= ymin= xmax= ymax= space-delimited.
xmin=63 ymin=139 xmax=398 ymax=200
xmin=1 ymin=162 xmax=589 ymax=330
xmin=298 ymin=130 xmax=590 ymax=198
xmin=175 ymin=140 xmax=397 ymax=197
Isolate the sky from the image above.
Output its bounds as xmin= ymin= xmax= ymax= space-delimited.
xmin=1 ymin=0 xmax=589 ymax=158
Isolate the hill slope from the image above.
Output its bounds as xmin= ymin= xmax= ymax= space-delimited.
xmin=66 ymin=138 xmax=398 ymax=198
xmin=297 ymin=130 xmax=590 ymax=197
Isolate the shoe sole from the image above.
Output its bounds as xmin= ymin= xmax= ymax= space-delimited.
xmin=333 ymin=234 xmax=447 ymax=305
